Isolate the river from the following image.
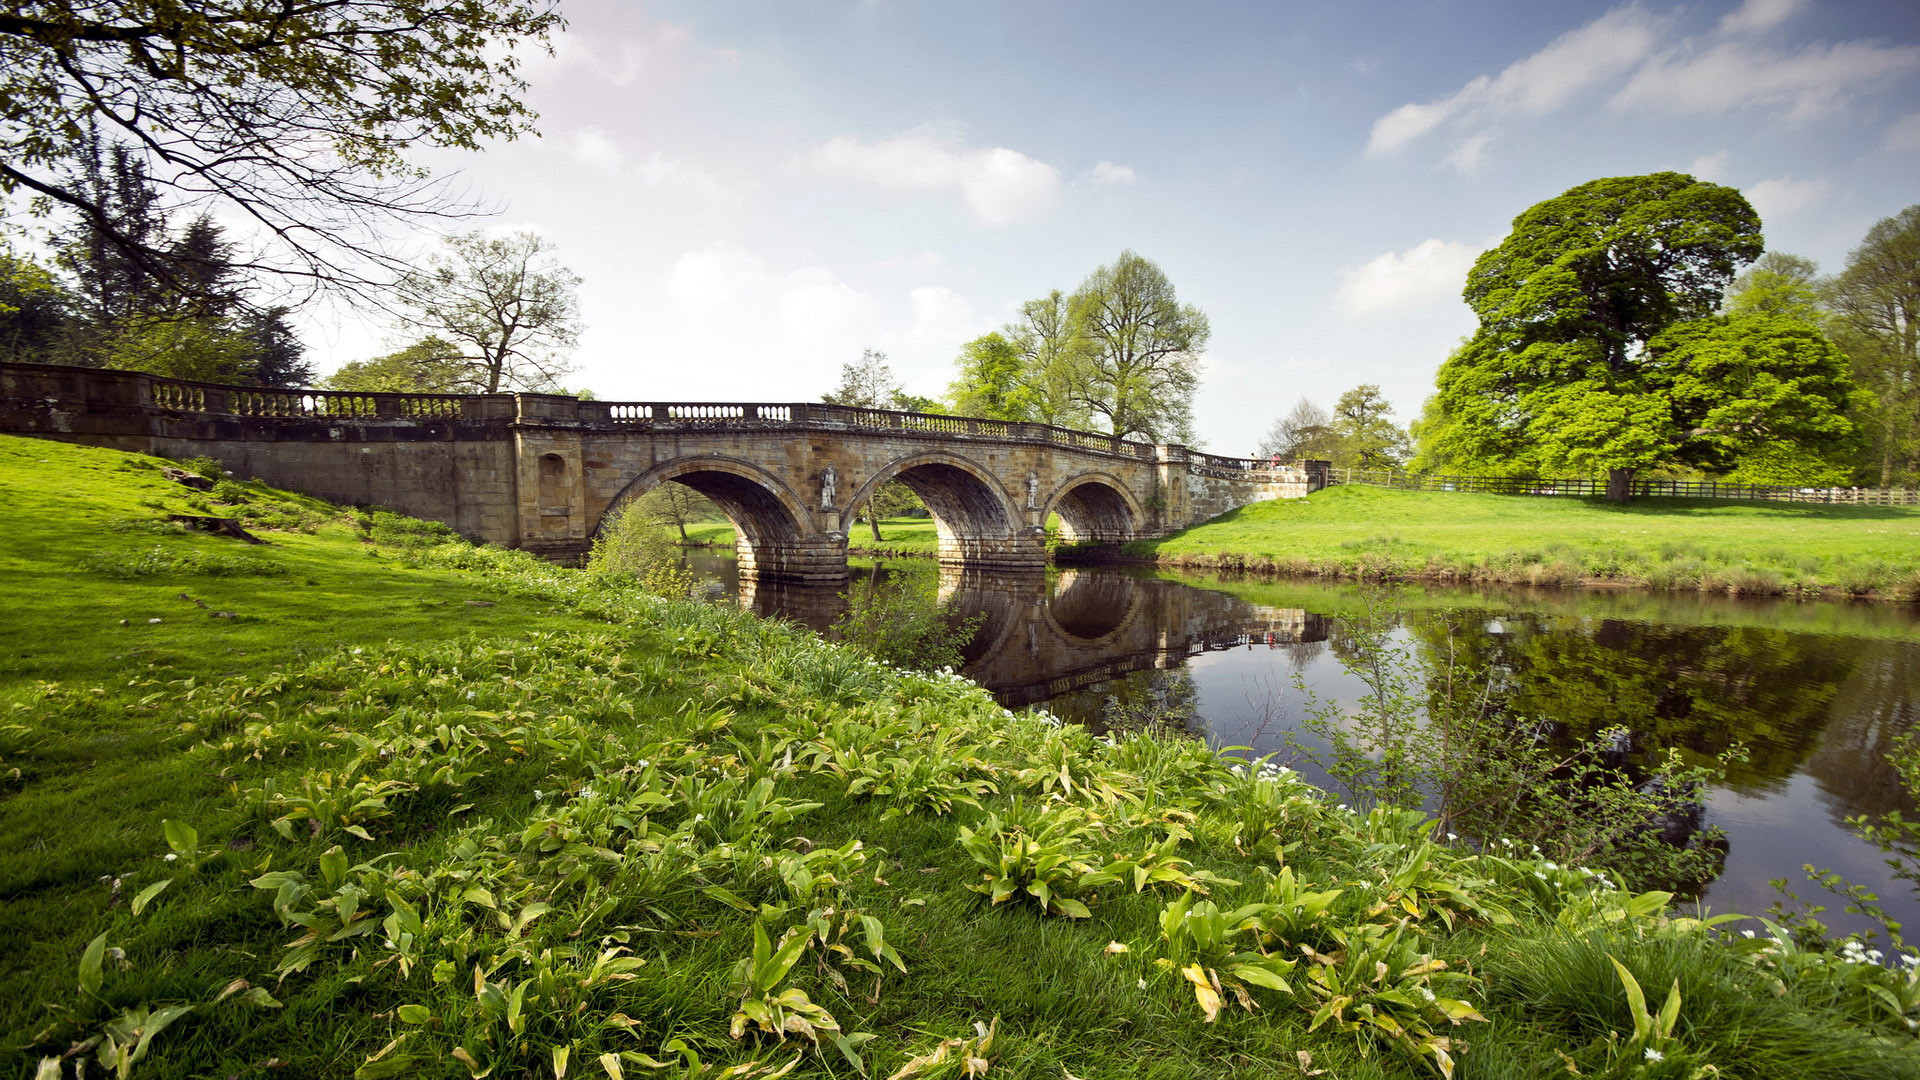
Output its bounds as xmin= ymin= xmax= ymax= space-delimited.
xmin=686 ymin=550 xmax=1920 ymax=938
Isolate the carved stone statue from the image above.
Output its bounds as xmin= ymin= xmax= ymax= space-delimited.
xmin=820 ymin=464 xmax=838 ymax=509
xmin=1026 ymin=470 xmax=1039 ymax=510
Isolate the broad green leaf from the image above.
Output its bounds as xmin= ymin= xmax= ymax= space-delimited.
xmin=131 ymin=878 xmax=172 ymax=916
xmin=77 ymin=931 xmax=107 ymax=999
xmin=356 ymin=1054 xmax=417 ymax=1079
xmin=396 ymin=1004 xmax=432 ymax=1024
xmin=162 ymin=819 xmax=198 ymax=855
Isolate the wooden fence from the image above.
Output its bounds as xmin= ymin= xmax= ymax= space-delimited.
xmin=1320 ymin=467 xmax=1920 ymax=507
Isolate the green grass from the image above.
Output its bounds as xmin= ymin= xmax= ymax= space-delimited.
xmin=688 ymin=517 xmax=944 ymax=556
xmin=1122 ymin=484 xmax=1920 ymax=600
xmin=4 ymin=434 xmax=1917 ymax=1079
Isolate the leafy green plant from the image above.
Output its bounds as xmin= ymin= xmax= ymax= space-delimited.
xmin=956 ymin=802 xmax=1116 ymax=918
xmin=1157 ymin=890 xmax=1295 ymax=1021
xmin=1298 ymin=919 xmax=1486 ymax=1078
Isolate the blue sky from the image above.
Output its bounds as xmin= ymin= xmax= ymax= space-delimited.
xmin=307 ymin=0 xmax=1920 ymax=453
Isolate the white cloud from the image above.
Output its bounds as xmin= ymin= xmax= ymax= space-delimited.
xmin=906 ymin=286 xmax=982 ymax=344
xmin=1366 ymin=6 xmax=1663 ymax=156
xmin=1745 ymin=176 xmax=1830 ymax=221
xmin=1614 ymin=38 xmax=1920 ymax=119
xmin=803 ymin=128 xmax=1061 ymax=226
xmin=1442 ymin=134 xmax=1493 ymax=173
xmin=1886 ymin=112 xmax=1920 ymax=153
xmin=1087 ymin=161 xmax=1138 ymax=186
xmin=1718 ymin=0 xmax=1806 ymax=37
xmin=536 ymin=19 xmax=737 ymax=89
xmin=668 ymin=245 xmax=770 ymax=313
xmin=1688 ymin=150 xmax=1731 ymax=180
xmin=1336 ymin=239 xmax=1480 ymax=317
xmin=570 ymin=128 xmax=626 ymax=170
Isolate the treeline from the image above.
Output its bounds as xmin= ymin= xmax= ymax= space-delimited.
xmin=0 ymin=142 xmax=312 ymax=387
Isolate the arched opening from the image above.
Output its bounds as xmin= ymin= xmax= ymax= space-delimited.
xmin=850 ymin=454 xmax=1034 ymax=569
xmin=537 ymin=453 xmax=571 ymax=534
xmin=1051 ymin=478 xmax=1138 ymax=544
xmin=598 ymin=458 xmax=839 ymax=581
xmin=1047 ymin=568 xmax=1143 ymax=641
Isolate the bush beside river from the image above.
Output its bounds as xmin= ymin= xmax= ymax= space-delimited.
xmin=2 ymin=435 xmax=1917 ymax=1078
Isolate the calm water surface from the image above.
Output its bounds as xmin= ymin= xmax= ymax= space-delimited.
xmin=688 ymin=551 xmax=1920 ymax=937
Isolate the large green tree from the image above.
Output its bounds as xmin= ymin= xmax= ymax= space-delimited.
xmin=1826 ymin=205 xmax=1920 ymax=487
xmin=1433 ymin=172 xmax=1783 ymax=501
xmin=1 ymin=0 xmax=562 ymax=300
xmin=1067 ymin=251 xmax=1209 ymax=443
xmin=1328 ymin=385 xmax=1412 ymax=469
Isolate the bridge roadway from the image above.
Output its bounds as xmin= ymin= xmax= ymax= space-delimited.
xmin=0 ymin=362 xmax=1314 ymax=582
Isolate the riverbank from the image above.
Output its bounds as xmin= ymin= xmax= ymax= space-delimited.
xmin=4 ymin=434 xmax=1916 ymax=1078
xmin=688 ymin=517 xmax=944 ymax=558
xmin=1120 ymin=484 xmax=1920 ymax=601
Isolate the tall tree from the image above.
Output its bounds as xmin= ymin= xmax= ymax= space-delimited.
xmin=1433 ymin=172 xmax=1766 ymax=501
xmin=393 ymin=230 xmax=581 ymax=394
xmin=1826 ymin=205 xmax=1920 ymax=487
xmin=1066 ymin=251 xmax=1209 ymax=443
xmin=2 ymin=0 xmax=563 ymax=302
xmin=1328 ymin=385 xmax=1413 ymax=469
xmin=1257 ymin=398 xmax=1336 ymax=461
xmin=1005 ymin=291 xmax=1093 ymax=428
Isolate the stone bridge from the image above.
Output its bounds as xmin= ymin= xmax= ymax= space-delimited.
xmin=0 ymin=362 xmax=1314 ymax=582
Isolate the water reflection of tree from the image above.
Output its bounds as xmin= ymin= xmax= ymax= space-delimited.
xmin=1406 ymin=614 xmax=1861 ymax=795
xmin=1800 ymin=643 xmax=1920 ymax=823
xmin=1103 ymin=669 xmax=1201 ymax=737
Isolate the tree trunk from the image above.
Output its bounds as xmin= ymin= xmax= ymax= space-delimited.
xmin=866 ymin=502 xmax=882 ymax=543
xmin=1606 ymin=467 xmax=1634 ymax=504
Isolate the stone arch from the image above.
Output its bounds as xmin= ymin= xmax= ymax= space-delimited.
xmin=1044 ymin=568 xmax=1145 ymax=644
xmin=1045 ymin=473 xmax=1143 ymax=544
xmin=846 ymin=451 xmax=1038 ymax=568
xmin=598 ymin=456 xmax=816 ymax=545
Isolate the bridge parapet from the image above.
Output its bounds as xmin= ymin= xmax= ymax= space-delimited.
xmin=1 ymin=361 xmax=1311 ymax=581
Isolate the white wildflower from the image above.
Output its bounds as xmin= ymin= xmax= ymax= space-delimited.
xmin=1644 ymin=1048 xmax=1663 ymax=1062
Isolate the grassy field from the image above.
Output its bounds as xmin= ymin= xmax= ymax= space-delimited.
xmin=4 ymin=434 xmax=1918 ymax=1079
xmin=1119 ymin=484 xmax=1920 ymax=600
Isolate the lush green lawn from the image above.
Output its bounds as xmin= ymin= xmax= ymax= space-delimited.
xmin=3 ymin=435 xmax=1915 ymax=1079
xmin=1125 ymin=484 xmax=1920 ymax=599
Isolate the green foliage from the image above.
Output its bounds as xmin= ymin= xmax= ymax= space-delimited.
xmin=321 ymin=337 xmax=472 ymax=394
xmin=1068 ymin=249 xmax=1211 ymax=442
xmin=1726 ymin=251 xmax=1825 ymax=323
xmin=1827 ymin=204 xmax=1920 ymax=487
xmin=5 ymin=436 xmax=1920 ymax=1080
xmin=832 ymin=564 xmax=982 ymax=672
xmin=589 ymin=489 xmax=702 ymax=598
xmin=1430 ymin=173 xmax=1806 ymax=498
xmin=945 ymin=332 xmax=1029 ymax=420
xmin=364 ymin=510 xmax=462 ymax=549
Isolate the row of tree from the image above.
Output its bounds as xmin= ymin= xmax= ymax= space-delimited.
xmin=1407 ymin=174 xmax=1918 ymax=497
xmin=1 ymin=138 xmax=585 ymax=397
xmin=1258 ymin=385 xmax=1412 ymax=469
xmin=0 ymin=142 xmax=313 ymax=386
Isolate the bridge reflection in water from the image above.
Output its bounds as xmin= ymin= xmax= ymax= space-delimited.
xmin=722 ymin=559 xmax=1327 ymax=709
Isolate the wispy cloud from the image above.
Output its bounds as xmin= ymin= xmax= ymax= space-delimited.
xmin=1087 ymin=161 xmax=1138 ymax=186
xmin=1366 ymin=6 xmax=1664 ymax=157
xmin=802 ymin=128 xmax=1061 ymax=226
xmin=1336 ymin=239 xmax=1480 ymax=317
xmin=1367 ymin=1 xmax=1920 ymax=163
xmin=1886 ymin=111 xmax=1920 ymax=153
xmin=1746 ymin=176 xmax=1830 ymax=220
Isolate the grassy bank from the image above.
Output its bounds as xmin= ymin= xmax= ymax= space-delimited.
xmin=1120 ymin=485 xmax=1920 ymax=601
xmin=4 ymin=434 xmax=1918 ymax=1079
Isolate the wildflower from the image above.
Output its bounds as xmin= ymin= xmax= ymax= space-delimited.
xmin=164 ymin=853 xmax=178 ymax=862
xmin=1644 ymin=1048 xmax=1664 ymax=1062
xmin=1419 ymin=987 xmax=1436 ymax=1002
